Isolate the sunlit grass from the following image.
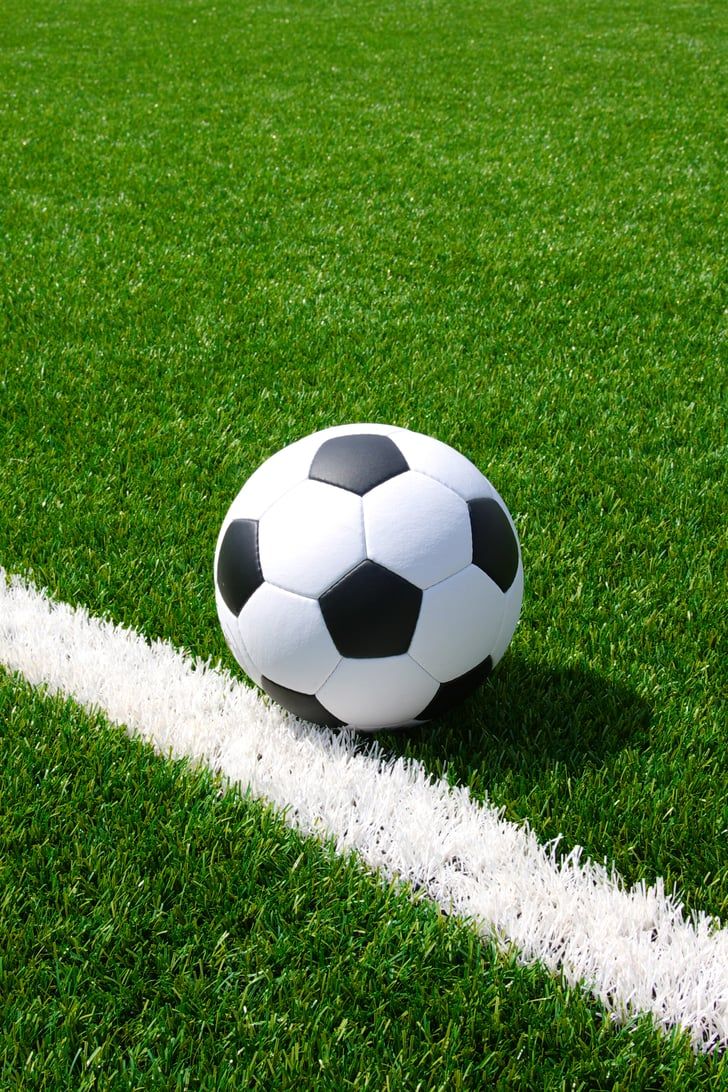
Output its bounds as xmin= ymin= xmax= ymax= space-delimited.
xmin=1 ymin=0 xmax=725 ymax=1083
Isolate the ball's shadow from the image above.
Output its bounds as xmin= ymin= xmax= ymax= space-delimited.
xmin=378 ymin=652 xmax=651 ymax=788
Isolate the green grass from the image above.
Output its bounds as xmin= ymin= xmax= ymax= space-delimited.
xmin=1 ymin=675 xmax=723 ymax=1090
xmin=1 ymin=0 xmax=726 ymax=1084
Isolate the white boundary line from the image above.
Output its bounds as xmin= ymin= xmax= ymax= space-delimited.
xmin=1 ymin=569 xmax=726 ymax=1051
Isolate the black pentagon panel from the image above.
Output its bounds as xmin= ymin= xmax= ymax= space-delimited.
xmin=309 ymin=434 xmax=408 ymax=495
xmin=417 ymin=655 xmax=493 ymax=721
xmin=320 ymin=560 xmax=422 ymax=658
xmin=261 ymin=676 xmax=344 ymax=728
xmin=468 ymin=497 xmax=519 ymax=593
xmin=216 ymin=518 xmax=264 ymax=615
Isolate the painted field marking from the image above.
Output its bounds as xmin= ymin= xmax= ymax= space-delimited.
xmin=1 ymin=569 xmax=726 ymax=1051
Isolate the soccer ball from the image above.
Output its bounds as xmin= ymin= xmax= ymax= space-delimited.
xmin=214 ymin=424 xmax=523 ymax=731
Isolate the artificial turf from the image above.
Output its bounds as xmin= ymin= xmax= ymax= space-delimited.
xmin=1 ymin=0 xmax=726 ymax=1083
xmin=1 ymin=675 xmax=724 ymax=1090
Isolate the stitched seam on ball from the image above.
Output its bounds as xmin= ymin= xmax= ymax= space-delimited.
xmin=256 ymin=577 xmax=319 ymax=601
xmin=406 ymin=467 xmax=493 ymax=506
xmin=418 ymin=560 xmax=472 ymax=594
xmin=255 ymin=474 xmax=309 ymax=522
xmin=314 ymin=654 xmax=344 ymax=699
xmin=406 ymin=650 xmax=441 ymax=685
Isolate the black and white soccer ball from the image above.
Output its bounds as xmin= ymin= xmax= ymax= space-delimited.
xmin=214 ymin=424 xmax=523 ymax=731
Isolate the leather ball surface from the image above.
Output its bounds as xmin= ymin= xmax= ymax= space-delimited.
xmin=214 ymin=424 xmax=523 ymax=731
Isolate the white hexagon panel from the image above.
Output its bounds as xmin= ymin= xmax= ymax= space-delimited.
xmin=490 ymin=563 xmax=524 ymax=667
xmin=363 ymin=471 xmax=472 ymax=589
xmin=317 ymin=655 xmax=439 ymax=731
xmin=238 ymin=583 xmax=340 ymax=694
xmin=409 ymin=565 xmax=505 ymax=683
xmin=258 ymin=478 xmax=366 ymax=597
xmin=215 ymin=588 xmax=263 ymax=687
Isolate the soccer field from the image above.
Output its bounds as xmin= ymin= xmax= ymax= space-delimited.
xmin=1 ymin=0 xmax=726 ymax=1086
